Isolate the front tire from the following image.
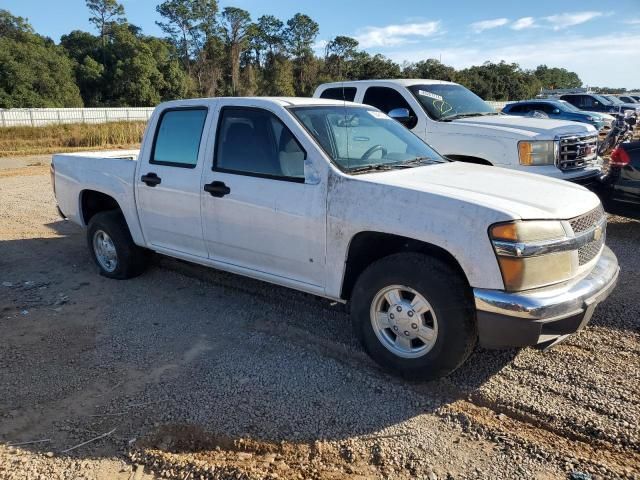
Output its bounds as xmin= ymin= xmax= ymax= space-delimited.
xmin=87 ymin=210 xmax=149 ymax=279
xmin=351 ymin=253 xmax=477 ymax=380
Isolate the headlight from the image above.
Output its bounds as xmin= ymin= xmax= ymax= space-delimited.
xmin=490 ymin=220 xmax=577 ymax=291
xmin=518 ymin=141 xmax=556 ymax=166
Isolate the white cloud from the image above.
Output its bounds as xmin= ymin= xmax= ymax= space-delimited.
xmin=384 ymin=33 xmax=640 ymax=89
xmin=544 ymin=11 xmax=602 ymax=30
xmin=354 ymin=21 xmax=441 ymax=48
xmin=624 ymin=18 xmax=640 ymax=25
xmin=470 ymin=18 xmax=509 ymax=33
xmin=312 ymin=40 xmax=328 ymax=52
xmin=511 ymin=17 xmax=535 ymax=30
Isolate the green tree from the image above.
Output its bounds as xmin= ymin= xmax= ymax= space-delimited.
xmin=350 ymin=52 xmax=401 ymax=80
xmin=262 ymin=55 xmax=295 ymax=96
xmin=534 ymin=65 xmax=582 ymax=90
xmin=221 ymin=7 xmax=251 ymax=95
xmin=0 ymin=10 xmax=83 ymax=107
xmin=156 ymin=0 xmax=218 ymax=85
xmin=403 ymin=59 xmax=457 ymax=82
xmin=457 ymin=61 xmax=541 ymax=100
xmin=85 ymin=0 xmax=125 ymax=57
xmin=284 ymin=13 xmax=319 ymax=95
xmin=325 ymin=35 xmax=358 ymax=79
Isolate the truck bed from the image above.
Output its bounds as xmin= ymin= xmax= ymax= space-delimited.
xmin=53 ymin=149 xmax=142 ymax=236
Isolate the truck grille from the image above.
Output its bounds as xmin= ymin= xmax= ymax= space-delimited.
xmin=578 ymin=239 xmax=604 ymax=265
xmin=569 ymin=205 xmax=606 ymax=265
xmin=557 ymin=133 xmax=598 ymax=171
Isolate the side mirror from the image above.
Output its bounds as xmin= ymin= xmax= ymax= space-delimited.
xmin=552 ymin=108 xmax=560 ymax=114
xmin=388 ymin=108 xmax=411 ymax=125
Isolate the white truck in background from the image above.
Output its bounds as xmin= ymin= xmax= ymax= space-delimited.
xmin=52 ymin=97 xmax=618 ymax=380
xmin=314 ymin=79 xmax=602 ymax=185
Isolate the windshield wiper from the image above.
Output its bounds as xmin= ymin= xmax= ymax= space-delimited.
xmin=346 ymin=163 xmax=397 ymax=174
xmin=440 ymin=112 xmax=496 ymax=121
xmin=389 ymin=157 xmax=441 ymax=167
xmin=347 ymin=157 xmax=440 ymax=174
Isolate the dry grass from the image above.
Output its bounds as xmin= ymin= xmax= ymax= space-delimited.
xmin=0 ymin=121 xmax=146 ymax=157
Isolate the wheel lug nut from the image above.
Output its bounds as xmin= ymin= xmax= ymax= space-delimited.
xmin=404 ymin=331 xmax=410 ymax=336
xmin=389 ymin=313 xmax=395 ymax=320
xmin=411 ymin=323 xmax=418 ymax=329
xmin=396 ymin=306 xmax=402 ymax=312
xmin=408 ymin=311 xmax=414 ymax=317
xmin=393 ymin=326 xmax=398 ymax=331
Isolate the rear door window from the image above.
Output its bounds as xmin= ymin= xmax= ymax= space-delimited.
xmin=319 ymin=87 xmax=357 ymax=102
xmin=151 ymin=108 xmax=208 ymax=168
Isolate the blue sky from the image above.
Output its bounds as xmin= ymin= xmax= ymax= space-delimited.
xmin=4 ymin=0 xmax=640 ymax=88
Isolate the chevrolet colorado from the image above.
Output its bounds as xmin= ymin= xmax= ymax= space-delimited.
xmin=52 ymin=97 xmax=619 ymax=379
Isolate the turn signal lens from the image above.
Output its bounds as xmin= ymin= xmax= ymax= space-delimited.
xmin=490 ymin=221 xmax=566 ymax=243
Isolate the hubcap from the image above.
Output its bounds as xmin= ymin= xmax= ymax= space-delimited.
xmin=93 ymin=230 xmax=118 ymax=273
xmin=370 ymin=285 xmax=438 ymax=359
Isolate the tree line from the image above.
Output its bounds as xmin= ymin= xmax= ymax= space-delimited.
xmin=0 ymin=0 xmax=608 ymax=109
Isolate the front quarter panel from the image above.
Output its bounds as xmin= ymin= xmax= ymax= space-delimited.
xmin=325 ymin=171 xmax=508 ymax=299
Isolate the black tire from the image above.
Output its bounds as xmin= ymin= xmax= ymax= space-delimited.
xmin=87 ymin=210 xmax=149 ymax=279
xmin=351 ymin=253 xmax=477 ymax=380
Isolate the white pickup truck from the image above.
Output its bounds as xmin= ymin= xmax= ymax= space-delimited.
xmin=52 ymin=97 xmax=619 ymax=380
xmin=314 ymin=80 xmax=602 ymax=184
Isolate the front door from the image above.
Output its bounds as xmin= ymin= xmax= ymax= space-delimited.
xmin=201 ymin=105 xmax=326 ymax=287
xmin=136 ymin=106 xmax=210 ymax=258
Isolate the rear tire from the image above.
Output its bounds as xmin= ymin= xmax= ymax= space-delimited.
xmin=351 ymin=253 xmax=477 ymax=380
xmin=87 ymin=210 xmax=149 ymax=279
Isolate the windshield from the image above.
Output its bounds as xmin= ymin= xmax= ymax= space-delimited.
xmin=558 ymin=100 xmax=582 ymax=112
xmin=407 ymin=84 xmax=495 ymax=120
xmin=289 ymin=106 xmax=445 ymax=173
xmin=594 ymin=94 xmax=614 ymax=105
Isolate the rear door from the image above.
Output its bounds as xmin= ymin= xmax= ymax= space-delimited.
xmin=136 ymin=105 xmax=211 ymax=257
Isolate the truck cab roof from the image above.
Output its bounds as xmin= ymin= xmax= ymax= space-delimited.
xmin=317 ymin=79 xmax=458 ymax=89
xmin=156 ymin=96 xmax=361 ymax=110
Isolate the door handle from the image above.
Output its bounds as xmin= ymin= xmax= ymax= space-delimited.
xmin=141 ymin=172 xmax=161 ymax=187
xmin=204 ymin=181 xmax=231 ymax=198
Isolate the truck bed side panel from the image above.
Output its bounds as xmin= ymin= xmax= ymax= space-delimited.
xmin=53 ymin=150 xmax=145 ymax=246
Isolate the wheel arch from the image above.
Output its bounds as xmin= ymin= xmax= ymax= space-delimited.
xmin=80 ymin=189 xmax=122 ymax=226
xmin=340 ymin=231 xmax=470 ymax=302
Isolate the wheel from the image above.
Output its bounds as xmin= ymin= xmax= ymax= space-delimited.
xmin=351 ymin=253 xmax=477 ymax=380
xmin=87 ymin=210 xmax=149 ymax=279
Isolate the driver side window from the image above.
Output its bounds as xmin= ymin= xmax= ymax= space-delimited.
xmin=362 ymin=87 xmax=418 ymax=129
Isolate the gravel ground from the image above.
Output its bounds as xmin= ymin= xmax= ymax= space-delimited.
xmin=0 ymin=165 xmax=638 ymax=480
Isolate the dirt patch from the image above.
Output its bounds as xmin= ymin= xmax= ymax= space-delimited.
xmin=132 ymin=425 xmax=428 ymax=480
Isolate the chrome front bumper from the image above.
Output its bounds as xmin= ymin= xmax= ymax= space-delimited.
xmin=473 ymin=246 xmax=619 ymax=348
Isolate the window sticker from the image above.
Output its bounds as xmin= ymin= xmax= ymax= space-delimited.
xmin=368 ymin=110 xmax=389 ymax=119
xmin=418 ymin=90 xmax=444 ymax=102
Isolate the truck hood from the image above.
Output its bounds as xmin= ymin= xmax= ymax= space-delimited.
xmin=450 ymin=114 xmax=596 ymax=138
xmin=359 ymin=162 xmax=600 ymax=220
xmin=587 ymin=111 xmax=614 ymax=122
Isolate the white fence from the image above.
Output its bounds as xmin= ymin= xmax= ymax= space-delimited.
xmin=0 ymin=102 xmax=510 ymax=128
xmin=0 ymin=108 xmax=155 ymax=127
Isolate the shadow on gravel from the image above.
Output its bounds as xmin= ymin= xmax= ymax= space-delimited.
xmin=0 ymin=219 xmax=519 ymax=467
